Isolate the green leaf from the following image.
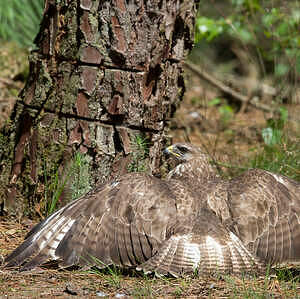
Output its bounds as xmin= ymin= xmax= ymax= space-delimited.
xmin=275 ymin=63 xmax=289 ymax=77
xmin=195 ymin=17 xmax=227 ymax=42
xmin=276 ymin=22 xmax=289 ymax=36
xmin=279 ymin=107 xmax=288 ymax=122
xmin=219 ymin=104 xmax=234 ymax=124
xmin=207 ymin=98 xmax=221 ymax=106
xmin=262 ymin=14 xmax=275 ymax=27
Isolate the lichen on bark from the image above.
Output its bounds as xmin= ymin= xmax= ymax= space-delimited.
xmin=0 ymin=0 xmax=199 ymax=217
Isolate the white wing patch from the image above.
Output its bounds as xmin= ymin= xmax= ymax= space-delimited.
xmin=206 ymin=235 xmax=224 ymax=268
xmin=30 ymin=208 xmax=63 ymax=243
xmin=269 ymin=172 xmax=286 ymax=185
xmin=47 ymin=218 xmax=76 ymax=259
xmin=182 ymin=238 xmax=201 ymax=270
xmin=37 ymin=216 xmax=66 ymax=251
xmin=30 ymin=215 xmax=75 ymax=259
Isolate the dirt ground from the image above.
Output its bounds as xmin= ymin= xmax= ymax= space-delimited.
xmin=1 ymin=217 xmax=300 ymax=298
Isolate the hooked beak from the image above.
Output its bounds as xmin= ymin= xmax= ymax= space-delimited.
xmin=163 ymin=145 xmax=181 ymax=157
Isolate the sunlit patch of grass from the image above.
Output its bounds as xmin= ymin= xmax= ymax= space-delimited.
xmin=221 ymin=267 xmax=300 ymax=298
xmin=92 ymin=265 xmax=122 ymax=290
xmin=247 ymin=108 xmax=299 ymax=180
xmin=275 ymin=266 xmax=300 ymax=297
xmin=213 ymin=108 xmax=300 ymax=182
xmin=275 ymin=267 xmax=300 ymax=282
xmin=75 ymin=251 xmax=300 ymax=297
xmin=249 ymin=139 xmax=300 ymax=181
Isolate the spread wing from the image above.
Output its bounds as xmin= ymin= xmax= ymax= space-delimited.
xmin=4 ymin=173 xmax=179 ymax=271
xmin=4 ymin=170 xmax=264 ymax=276
xmin=226 ymin=169 xmax=300 ymax=264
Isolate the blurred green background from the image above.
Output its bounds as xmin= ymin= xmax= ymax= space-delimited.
xmin=0 ymin=0 xmax=43 ymax=47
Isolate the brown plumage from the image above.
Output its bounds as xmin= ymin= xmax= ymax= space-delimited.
xmin=3 ymin=143 xmax=300 ymax=277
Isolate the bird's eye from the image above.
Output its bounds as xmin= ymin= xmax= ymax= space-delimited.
xmin=177 ymin=146 xmax=189 ymax=153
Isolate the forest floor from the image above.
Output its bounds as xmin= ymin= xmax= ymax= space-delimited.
xmin=1 ymin=218 xmax=300 ymax=298
xmin=0 ymin=43 xmax=300 ymax=298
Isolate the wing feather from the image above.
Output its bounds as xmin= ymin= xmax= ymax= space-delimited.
xmin=225 ymin=169 xmax=300 ymax=264
xmin=4 ymin=143 xmax=300 ymax=277
xmin=4 ymin=173 xmax=179 ymax=271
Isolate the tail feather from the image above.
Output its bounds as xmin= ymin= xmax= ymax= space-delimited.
xmin=136 ymin=236 xmax=179 ymax=276
xmin=228 ymin=232 xmax=264 ymax=274
xmin=137 ymin=232 xmax=265 ymax=276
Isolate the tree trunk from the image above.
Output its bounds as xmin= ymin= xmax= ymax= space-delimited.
xmin=0 ymin=0 xmax=198 ymax=217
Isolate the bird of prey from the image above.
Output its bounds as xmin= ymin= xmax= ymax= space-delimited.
xmin=3 ymin=143 xmax=300 ymax=277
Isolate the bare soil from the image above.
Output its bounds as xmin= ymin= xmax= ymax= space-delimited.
xmin=1 ymin=218 xmax=300 ymax=298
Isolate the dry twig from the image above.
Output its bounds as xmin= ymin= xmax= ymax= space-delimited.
xmin=184 ymin=61 xmax=275 ymax=113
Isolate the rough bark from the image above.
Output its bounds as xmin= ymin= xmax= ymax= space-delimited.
xmin=0 ymin=0 xmax=198 ymax=217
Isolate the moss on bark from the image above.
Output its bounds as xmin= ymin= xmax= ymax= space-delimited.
xmin=0 ymin=0 xmax=199 ymax=217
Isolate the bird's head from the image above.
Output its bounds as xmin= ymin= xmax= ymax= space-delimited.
xmin=163 ymin=143 xmax=204 ymax=163
xmin=164 ymin=143 xmax=219 ymax=181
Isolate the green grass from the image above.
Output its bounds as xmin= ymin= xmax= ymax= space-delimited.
xmin=77 ymin=252 xmax=300 ymax=298
xmin=0 ymin=0 xmax=44 ymax=47
xmin=214 ymin=108 xmax=300 ymax=182
xmin=84 ymin=256 xmax=123 ymax=290
xmin=90 ymin=267 xmax=300 ymax=298
xmin=249 ymin=139 xmax=300 ymax=181
xmin=43 ymin=152 xmax=92 ymax=216
xmin=249 ymin=109 xmax=300 ymax=181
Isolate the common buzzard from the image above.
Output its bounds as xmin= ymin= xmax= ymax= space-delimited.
xmin=3 ymin=143 xmax=300 ymax=276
